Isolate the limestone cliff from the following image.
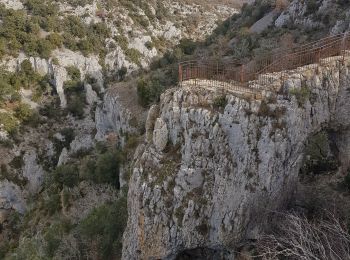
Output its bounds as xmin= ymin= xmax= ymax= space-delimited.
xmin=95 ymin=83 xmax=147 ymax=144
xmin=122 ymin=57 xmax=350 ymax=259
xmin=2 ymin=50 xmax=103 ymax=107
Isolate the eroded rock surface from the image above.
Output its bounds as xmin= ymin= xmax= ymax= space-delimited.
xmin=95 ymin=84 xmax=147 ymax=144
xmin=122 ymin=58 xmax=350 ymax=259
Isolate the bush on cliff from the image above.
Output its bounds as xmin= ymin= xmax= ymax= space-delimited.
xmin=78 ymin=197 xmax=127 ymax=259
xmin=79 ymin=148 xmax=122 ymax=188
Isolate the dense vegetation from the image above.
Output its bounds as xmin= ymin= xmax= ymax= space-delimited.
xmin=0 ymin=1 xmax=110 ymax=59
xmin=1 ymin=139 xmax=128 ymax=259
xmin=0 ymin=61 xmax=48 ymax=134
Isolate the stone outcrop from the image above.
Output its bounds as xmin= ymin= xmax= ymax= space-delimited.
xmin=250 ymin=10 xmax=278 ymax=34
xmin=152 ymin=118 xmax=169 ymax=152
xmin=22 ymin=150 xmax=44 ymax=194
xmin=3 ymin=49 xmax=103 ymax=107
xmin=85 ymin=83 xmax=99 ymax=105
xmin=95 ymin=85 xmax=147 ymax=144
xmin=275 ymin=0 xmax=350 ymax=33
xmin=0 ymin=0 xmax=23 ymax=10
xmin=122 ymin=57 xmax=350 ymax=259
xmin=0 ymin=181 xmax=25 ymax=215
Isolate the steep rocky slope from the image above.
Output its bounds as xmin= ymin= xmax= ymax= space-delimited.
xmin=0 ymin=0 xmax=235 ymax=217
xmin=122 ymin=57 xmax=350 ymax=259
xmin=0 ymin=0 xmax=237 ymax=107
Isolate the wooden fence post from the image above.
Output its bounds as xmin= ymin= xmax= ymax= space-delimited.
xmin=317 ymin=48 xmax=321 ymax=63
xmin=216 ymin=62 xmax=219 ymax=81
xmin=240 ymin=65 xmax=244 ymax=83
xmin=178 ymin=64 xmax=182 ymax=86
xmin=342 ymin=35 xmax=347 ymax=63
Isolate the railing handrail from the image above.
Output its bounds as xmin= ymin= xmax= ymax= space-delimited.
xmin=256 ymin=36 xmax=346 ymax=75
xmin=178 ymin=32 xmax=350 ymax=91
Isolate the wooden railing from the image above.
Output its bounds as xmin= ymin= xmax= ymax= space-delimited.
xmin=178 ymin=33 xmax=350 ymax=89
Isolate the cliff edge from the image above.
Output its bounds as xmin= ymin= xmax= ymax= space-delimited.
xmin=122 ymin=57 xmax=350 ymax=259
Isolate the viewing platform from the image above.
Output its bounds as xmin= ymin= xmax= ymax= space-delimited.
xmin=178 ymin=33 xmax=350 ymax=97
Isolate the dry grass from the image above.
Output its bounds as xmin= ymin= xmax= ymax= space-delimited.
xmin=254 ymin=212 xmax=350 ymax=260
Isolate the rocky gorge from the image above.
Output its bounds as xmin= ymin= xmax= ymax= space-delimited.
xmin=1 ymin=0 xmax=350 ymax=258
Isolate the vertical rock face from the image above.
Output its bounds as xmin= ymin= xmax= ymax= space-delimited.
xmin=2 ymin=49 xmax=103 ymax=108
xmin=122 ymin=58 xmax=350 ymax=259
xmin=95 ymin=86 xmax=147 ymax=144
xmin=0 ymin=181 xmax=26 ymax=215
xmin=22 ymin=151 xmax=44 ymax=194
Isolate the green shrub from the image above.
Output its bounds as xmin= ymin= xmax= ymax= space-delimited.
xmin=114 ymin=35 xmax=128 ymax=51
xmin=179 ymin=38 xmax=196 ymax=55
xmin=24 ymin=111 xmax=41 ymax=127
xmin=46 ymin=33 xmax=63 ymax=48
xmin=89 ymin=22 xmax=110 ymax=40
xmin=67 ymin=94 xmax=86 ymax=119
xmin=125 ymin=48 xmax=142 ymax=65
xmin=67 ymin=0 xmax=93 ymax=7
xmin=0 ymin=163 xmax=28 ymax=187
xmin=62 ymin=33 xmax=78 ymax=51
xmin=63 ymin=71 xmax=86 ymax=119
xmin=0 ymin=71 xmax=17 ymax=104
xmin=60 ymin=128 xmax=75 ymax=147
xmin=9 ymin=155 xmax=24 ymax=169
xmin=37 ymin=39 xmax=54 ymax=59
xmin=47 ymin=164 xmax=79 ymax=189
xmin=118 ymin=67 xmax=127 ymax=80
xmin=44 ymin=228 xmax=61 ymax=257
xmin=94 ymin=151 xmax=120 ymax=186
xmin=18 ymin=60 xmax=42 ymax=89
xmin=49 ymin=128 xmax=75 ymax=166
xmin=64 ymin=15 xmax=86 ymax=38
xmin=80 ymin=149 xmax=122 ymax=187
xmin=305 ymin=0 xmax=320 ymax=16
xmin=301 ymin=132 xmax=339 ymax=175
xmin=25 ymin=0 xmax=59 ymax=16
xmin=213 ymin=96 xmax=227 ymax=109
xmin=133 ymin=15 xmax=149 ymax=28
xmin=66 ymin=66 xmax=81 ymax=82
xmin=337 ymin=0 xmax=350 ymax=7
xmin=145 ymin=41 xmax=154 ymax=50
xmin=0 ymin=112 xmax=18 ymax=134
xmin=41 ymin=15 xmax=62 ymax=32
xmin=136 ymin=67 xmax=177 ymax=107
xmin=43 ymin=219 xmax=73 ymax=257
xmin=44 ymin=193 xmax=61 ymax=215
xmin=78 ymin=197 xmax=127 ymax=259
xmin=290 ymin=86 xmax=311 ymax=107
xmin=137 ymin=78 xmax=154 ymax=107
xmin=21 ymin=60 xmax=34 ymax=75
xmin=77 ymin=39 xmax=94 ymax=56
xmin=39 ymin=99 xmax=64 ymax=120
xmin=51 ymin=57 xmax=59 ymax=65
xmin=15 ymin=103 xmax=34 ymax=122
